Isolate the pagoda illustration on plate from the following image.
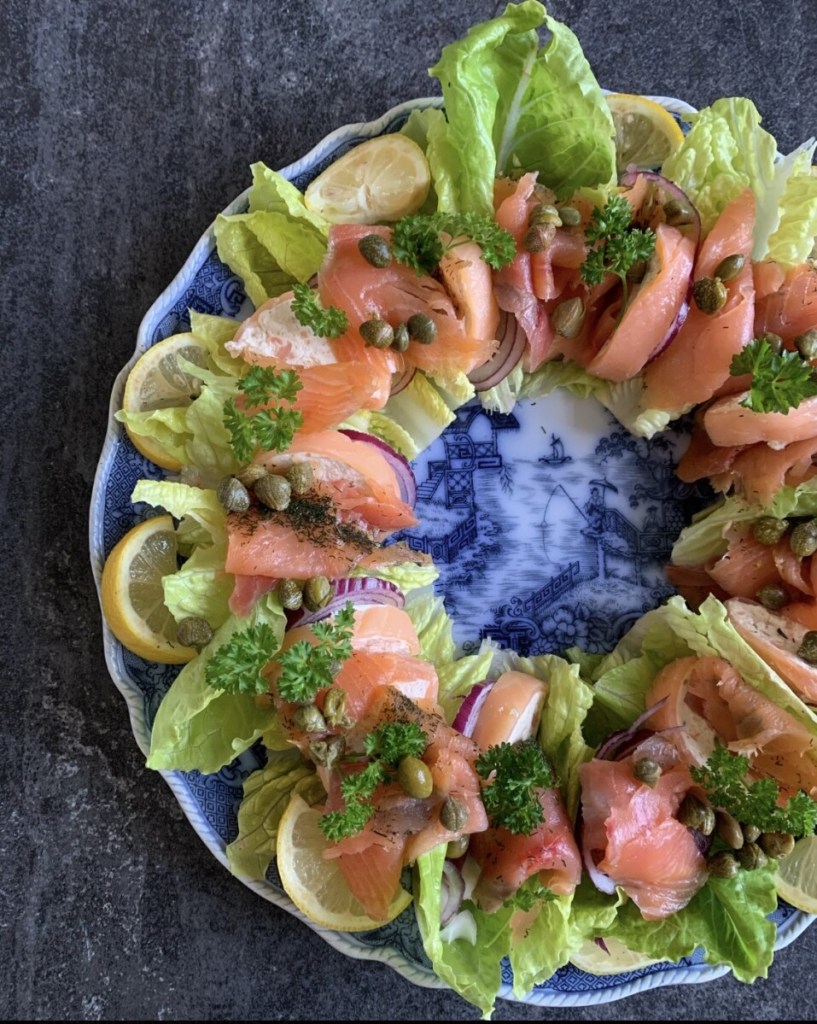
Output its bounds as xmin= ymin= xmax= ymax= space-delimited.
xmin=392 ymin=392 xmax=696 ymax=657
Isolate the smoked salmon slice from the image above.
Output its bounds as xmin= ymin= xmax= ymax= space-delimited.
xmin=754 ymin=261 xmax=817 ymax=344
xmin=704 ymin=392 xmax=817 ymax=448
xmin=643 ymin=189 xmax=757 ymax=411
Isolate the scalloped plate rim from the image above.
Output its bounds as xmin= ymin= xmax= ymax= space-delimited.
xmin=88 ymin=92 xmax=815 ymax=1011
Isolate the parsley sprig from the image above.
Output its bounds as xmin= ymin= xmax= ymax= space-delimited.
xmin=503 ymin=878 xmax=557 ymax=912
xmin=319 ymin=721 xmax=429 ymax=842
xmin=223 ymin=365 xmax=304 ymax=462
xmin=580 ymin=194 xmax=655 ymax=311
xmin=476 ymin=741 xmax=554 ymax=835
xmin=291 ymin=283 xmax=349 ymax=338
xmin=204 ymin=623 xmax=279 ymax=695
xmin=690 ymin=745 xmax=817 ymax=837
xmin=729 ymin=336 xmax=817 ymax=415
xmin=276 ymin=604 xmax=355 ymax=705
xmin=391 ymin=212 xmax=516 ymax=276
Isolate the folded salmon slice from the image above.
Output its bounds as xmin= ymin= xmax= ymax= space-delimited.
xmin=704 ymin=392 xmax=817 ymax=447
xmin=755 ymin=261 xmax=817 ymax=344
xmin=643 ymin=189 xmax=756 ymax=411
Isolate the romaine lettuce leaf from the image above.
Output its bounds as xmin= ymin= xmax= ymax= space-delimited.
xmin=382 ymin=371 xmax=456 ymax=455
xmin=429 ymin=1 xmax=615 ymax=215
xmin=400 ymin=106 xmax=460 ymax=215
xmin=162 ymin=540 xmax=233 ymax=630
xmin=115 ymin=405 xmax=191 ymax=467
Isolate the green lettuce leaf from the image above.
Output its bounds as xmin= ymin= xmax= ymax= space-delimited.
xmin=400 ymin=106 xmax=460 ymax=214
xmin=382 ymin=372 xmax=456 ymax=456
xmin=606 ymin=865 xmax=778 ymax=983
xmin=162 ymin=541 xmax=233 ymax=630
xmin=115 ymin=406 xmax=191 ymax=466
xmin=189 ymin=310 xmax=243 ymax=377
xmin=131 ymin=479 xmax=226 ymax=540
xmin=215 ymin=162 xmax=329 ymax=307
xmin=350 ymin=560 xmax=439 ymax=595
xmin=146 ymin=593 xmax=286 ymax=773
xmin=226 ymin=749 xmax=324 ymax=881
xmin=428 ymin=0 xmax=615 ymax=214
xmin=480 ymin=359 xmax=525 ymax=415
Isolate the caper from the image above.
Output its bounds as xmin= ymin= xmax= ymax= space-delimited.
xmin=529 ymin=202 xmax=562 ymax=227
xmin=255 ymin=473 xmax=291 ymax=511
xmin=523 ymin=222 xmax=556 ymax=253
xmin=756 ymin=583 xmax=789 ymax=611
xmin=303 ymin=575 xmax=334 ymax=612
xmin=706 ymin=850 xmax=740 ymax=879
xmin=715 ymin=809 xmax=744 ymax=850
xmin=392 ymin=322 xmax=411 ymax=352
xmin=755 ymin=330 xmax=784 ymax=354
xmin=323 ymin=687 xmax=353 ymax=729
xmin=439 ymin=796 xmax=469 ymax=832
xmin=287 ymin=461 xmax=314 ymax=495
xmin=309 ymin=735 xmax=345 ymax=769
xmin=742 ymin=822 xmax=761 ymax=844
xmin=398 ymin=756 xmax=434 ymax=799
xmin=633 ymin=757 xmax=662 ymax=787
xmin=217 ymin=476 xmax=251 ymax=512
xmin=293 ymin=704 xmax=327 ymax=733
xmin=663 ymin=197 xmax=696 ymax=227
xmin=358 ymin=233 xmax=392 ymax=268
xmin=446 ymin=835 xmax=470 ymax=860
xmin=795 ymin=329 xmax=817 ymax=362
xmin=277 ymin=577 xmax=304 ymax=610
xmin=235 ymin=463 xmax=268 ymax=488
xmin=736 ymin=841 xmax=767 ymax=871
xmin=677 ymin=793 xmax=715 ymax=835
xmin=176 ymin=616 xmax=214 ymax=650
xmin=758 ymin=831 xmax=795 ymax=859
xmin=406 ymin=313 xmax=438 ymax=345
xmin=713 ymin=252 xmax=746 ymax=282
xmin=359 ymin=317 xmax=395 ymax=349
xmin=692 ymin=276 xmax=728 ymax=315
xmin=797 ymin=630 xmax=817 ymax=665
xmin=556 ymin=204 xmax=582 ymax=226
xmin=789 ymin=519 xmax=817 ymax=558
xmin=751 ymin=516 xmax=789 ymax=546
xmin=627 ymin=259 xmax=648 ymax=283
xmin=551 ymin=297 xmax=585 ymax=339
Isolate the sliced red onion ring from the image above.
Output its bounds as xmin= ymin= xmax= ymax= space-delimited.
xmin=286 ymin=576 xmax=404 ymax=629
xmin=577 ymin=813 xmax=617 ymax=896
xmin=595 ymin=698 xmax=668 ymax=761
xmin=467 ymin=311 xmax=527 ymax=392
xmin=645 ymin=297 xmax=690 ymax=365
xmin=389 ymin=366 xmax=416 ymax=397
xmin=451 ymin=680 xmax=494 ymax=737
xmin=440 ymin=861 xmax=465 ymax=926
xmin=339 ymin=428 xmax=417 ymax=507
xmin=690 ymin=828 xmax=713 ymax=857
xmin=619 ymin=168 xmax=702 ymax=250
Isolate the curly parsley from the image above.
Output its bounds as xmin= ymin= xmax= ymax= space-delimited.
xmin=580 ymin=194 xmax=655 ymax=311
xmin=291 ymin=283 xmax=349 ymax=338
xmin=223 ymin=365 xmax=304 ymax=462
xmin=729 ymin=336 xmax=817 ymax=415
xmin=476 ymin=741 xmax=554 ymax=835
xmin=276 ymin=604 xmax=355 ymax=705
xmin=391 ymin=212 xmax=516 ymax=275
xmin=204 ymin=623 xmax=280 ymax=695
xmin=364 ymin=722 xmax=427 ymax=766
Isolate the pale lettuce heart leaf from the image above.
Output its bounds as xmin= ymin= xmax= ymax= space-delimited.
xmin=429 ymin=0 xmax=615 ymax=214
xmin=131 ymin=479 xmax=226 ymax=541
xmin=162 ymin=540 xmax=233 ymax=630
xmin=114 ymin=406 xmax=191 ymax=467
xmin=146 ymin=593 xmax=286 ymax=774
xmin=189 ymin=310 xmax=244 ymax=377
xmin=382 ymin=372 xmax=456 ymax=456
xmin=400 ymin=106 xmax=460 ymax=214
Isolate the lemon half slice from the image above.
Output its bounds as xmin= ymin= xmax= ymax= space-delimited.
xmin=606 ymin=93 xmax=684 ymax=174
xmin=101 ymin=515 xmax=196 ymax=664
xmin=570 ymin=937 xmax=664 ymax=975
xmin=304 ymin=134 xmax=430 ymax=224
xmin=121 ymin=333 xmax=209 ymax=470
xmin=774 ymin=835 xmax=817 ymax=914
xmin=277 ymin=794 xmax=412 ymax=931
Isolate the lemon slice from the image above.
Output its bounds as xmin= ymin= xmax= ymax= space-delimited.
xmin=774 ymin=835 xmax=817 ymax=914
xmin=304 ymin=134 xmax=430 ymax=224
xmin=121 ymin=333 xmax=209 ymax=470
xmin=101 ymin=515 xmax=197 ymax=664
xmin=569 ymin=937 xmax=664 ymax=975
xmin=277 ymin=794 xmax=413 ymax=931
xmin=606 ymin=93 xmax=685 ymax=174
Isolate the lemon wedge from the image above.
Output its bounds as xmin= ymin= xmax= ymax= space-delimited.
xmin=606 ymin=93 xmax=685 ymax=174
xmin=570 ymin=937 xmax=664 ymax=975
xmin=774 ymin=835 xmax=817 ymax=914
xmin=277 ymin=794 xmax=413 ymax=931
xmin=101 ymin=515 xmax=197 ymax=664
xmin=121 ymin=333 xmax=209 ymax=470
xmin=304 ymin=134 xmax=430 ymax=224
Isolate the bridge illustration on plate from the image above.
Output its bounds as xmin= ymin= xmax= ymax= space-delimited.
xmin=394 ymin=395 xmax=694 ymax=656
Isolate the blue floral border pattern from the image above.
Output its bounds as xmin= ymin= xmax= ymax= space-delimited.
xmin=88 ymin=94 xmax=815 ymax=1009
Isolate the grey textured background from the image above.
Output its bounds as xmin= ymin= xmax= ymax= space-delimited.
xmin=4 ymin=0 xmax=817 ymax=1019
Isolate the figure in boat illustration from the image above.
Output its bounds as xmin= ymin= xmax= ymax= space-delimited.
xmin=539 ymin=428 xmax=572 ymax=466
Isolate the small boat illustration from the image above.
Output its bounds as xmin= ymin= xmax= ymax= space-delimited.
xmin=539 ymin=431 xmax=573 ymax=465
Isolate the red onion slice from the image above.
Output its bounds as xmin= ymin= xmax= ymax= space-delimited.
xmin=451 ymin=680 xmax=494 ymax=737
xmin=339 ymin=428 xmax=417 ymax=508
xmin=390 ymin=366 xmax=416 ymax=397
xmin=645 ymin=297 xmax=689 ymax=365
xmin=619 ymin=168 xmax=701 ymax=251
xmin=467 ymin=311 xmax=527 ymax=391
xmin=286 ymin=576 xmax=404 ymax=629
xmin=440 ymin=861 xmax=465 ymax=926
xmin=595 ymin=698 xmax=668 ymax=761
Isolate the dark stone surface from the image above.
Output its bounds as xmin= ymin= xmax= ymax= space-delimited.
xmin=4 ymin=0 xmax=817 ymax=1019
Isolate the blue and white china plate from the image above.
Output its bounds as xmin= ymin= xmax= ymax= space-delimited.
xmin=89 ymin=95 xmax=813 ymax=1009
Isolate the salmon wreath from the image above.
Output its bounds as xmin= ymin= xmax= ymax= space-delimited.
xmin=103 ymin=4 xmax=817 ymax=1013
